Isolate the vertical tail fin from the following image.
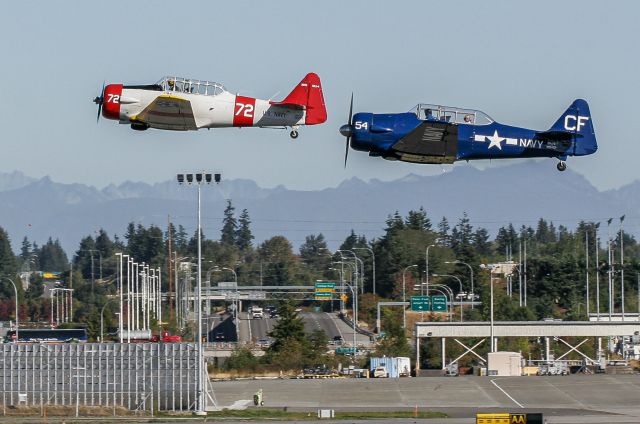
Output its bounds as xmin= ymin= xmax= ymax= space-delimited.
xmin=276 ymin=73 xmax=327 ymax=125
xmin=548 ymin=99 xmax=597 ymax=156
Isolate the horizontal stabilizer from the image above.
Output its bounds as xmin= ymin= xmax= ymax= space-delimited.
xmin=535 ymin=130 xmax=583 ymax=141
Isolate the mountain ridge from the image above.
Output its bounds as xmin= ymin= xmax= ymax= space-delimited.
xmin=0 ymin=163 xmax=637 ymax=254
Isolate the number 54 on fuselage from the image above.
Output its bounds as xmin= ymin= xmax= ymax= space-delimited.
xmin=93 ymin=73 xmax=327 ymax=139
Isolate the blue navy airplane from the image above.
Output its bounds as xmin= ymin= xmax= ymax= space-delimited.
xmin=339 ymin=97 xmax=596 ymax=171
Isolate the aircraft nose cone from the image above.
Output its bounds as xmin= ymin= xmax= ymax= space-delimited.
xmin=339 ymin=124 xmax=353 ymax=137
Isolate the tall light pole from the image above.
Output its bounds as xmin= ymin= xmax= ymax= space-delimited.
xmin=402 ymin=265 xmax=417 ymax=329
xmin=445 ymin=260 xmax=475 ymax=309
xmin=348 ymin=251 xmax=365 ymax=295
xmin=177 ymin=171 xmax=220 ymax=416
xmin=2 ymin=277 xmax=19 ymax=341
xmin=595 ymin=224 xmax=600 ymax=320
xmin=480 ymin=264 xmax=498 ymax=352
xmin=100 ymin=299 xmax=114 ymax=343
xmin=353 ymin=247 xmax=376 ymax=295
xmin=620 ymin=215 xmax=625 ymax=320
xmin=334 ymin=260 xmax=359 ymax=327
xmin=432 ymin=274 xmax=464 ymax=322
xmin=425 ymin=244 xmax=436 ymax=298
xmin=343 ymin=281 xmax=358 ymax=357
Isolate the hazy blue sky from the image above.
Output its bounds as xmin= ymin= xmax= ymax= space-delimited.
xmin=1 ymin=0 xmax=638 ymax=191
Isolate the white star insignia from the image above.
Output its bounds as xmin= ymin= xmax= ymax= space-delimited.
xmin=486 ymin=130 xmax=505 ymax=150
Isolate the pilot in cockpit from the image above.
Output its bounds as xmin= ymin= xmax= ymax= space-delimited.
xmin=167 ymin=78 xmax=175 ymax=91
xmin=425 ymin=108 xmax=435 ymax=120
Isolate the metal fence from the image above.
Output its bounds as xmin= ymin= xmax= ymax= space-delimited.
xmin=0 ymin=343 xmax=199 ymax=412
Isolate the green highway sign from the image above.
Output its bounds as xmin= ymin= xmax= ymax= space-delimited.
xmin=315 ymin=282 xmax=336 ymax=290
xmin=432 ymin=295 xmax=447 ymax=312
xmin=314 ymin=292 xmax=333 ymax=300
xmin=411 ymin=296 xmax=430 ymax=311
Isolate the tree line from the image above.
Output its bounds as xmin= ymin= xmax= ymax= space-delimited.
xmin=0 ymin=202 xmax=637 ymax=351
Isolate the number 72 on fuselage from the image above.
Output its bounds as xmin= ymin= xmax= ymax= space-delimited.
xmin=93 ymin=73 xmax=327 ymax=139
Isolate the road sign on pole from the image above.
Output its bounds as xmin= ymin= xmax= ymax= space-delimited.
xmin=411 ymin=296 xmax=430 ymax=311
xmin=432 ymin=295 xmax=447 ymax=312
xmin=315 ymin=281 xmax=336 ymax=301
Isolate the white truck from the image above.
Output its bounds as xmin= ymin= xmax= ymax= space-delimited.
xmin=252 ymin=307 xmax=264 ymax=319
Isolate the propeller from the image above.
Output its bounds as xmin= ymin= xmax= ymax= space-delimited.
xmin=93 ymin=81 xmax=105 ymax=123
xmin=339 ymin=93 xmax=354 ymax=168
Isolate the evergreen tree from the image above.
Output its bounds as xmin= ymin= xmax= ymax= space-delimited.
xmin=19 ymin=237 xmax=31 ymax=261
xmin=299 ymin=234 xmax=330 ymax=272
xmin=473 ymin=228 xmax=491 ymax=257
xmin=74 ymin=236 xmax=96 ymax=281
xmin=175 ymin=224 xmax=188 ymax=252
xmin=235 ymin=209 xmax=254 ymax=251
xmin=267 ymin=302 xmax=308 ymax=353
xmin=405 ymin=207 xmax=432 ymax=231
xmin=0 ymin=227 xmax=17 ymax=277
xmin=450 ymin=213 xmax=476 ymax=264
xmin=258 ymin=236 xmax=297 ymax=285
xmin=38 ymin=238 xmax=68 ymax=271
xmin=338 ymin=230 xmax=367 ymax=251
xmin=95 ymin=229 xmax=115 ymax=261
xmin=437 ymin=217 xmax=451 ymax=247
xmin=220 ymin=199 xmax=237 ymax=246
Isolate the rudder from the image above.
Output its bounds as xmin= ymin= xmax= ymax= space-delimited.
xmin=548 ymin=99 xmax=597 ymax=156
xmin=278 ymin=73 xmax=327 ymax=125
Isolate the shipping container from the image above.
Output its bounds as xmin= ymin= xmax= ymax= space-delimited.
xmin=369 ymin=356 xmax=411 ymax=378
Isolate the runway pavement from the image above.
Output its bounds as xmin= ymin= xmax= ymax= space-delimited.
xmin=210 ymin=374 xmax=640 ymax=423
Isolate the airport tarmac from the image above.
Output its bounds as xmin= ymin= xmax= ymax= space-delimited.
xmin=211 ymin=374 xmax=640 ymax=423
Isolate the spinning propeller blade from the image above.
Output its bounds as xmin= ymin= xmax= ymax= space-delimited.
xmin=344 ymin=93 xmax=353 ymax=168
xmin=93 ymin=81 xmax=105 ymax=123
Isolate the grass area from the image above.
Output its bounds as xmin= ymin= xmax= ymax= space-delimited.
xmin=206 ymin=408 xmax=447 ymax=420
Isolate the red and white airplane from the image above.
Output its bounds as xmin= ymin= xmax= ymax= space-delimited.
xmin=93 ymin=73 xmax=326 ymax=138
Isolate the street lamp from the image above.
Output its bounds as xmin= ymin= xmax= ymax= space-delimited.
xmin=100 ymin=299 xmax=114 ymax=343
xmin=445 ymin=260 xmax=475 ymax=309
xmin=402 ymin=265 xmax=418 ymax=328
xmin=2 ymin=277 xmax=19 ymax=341
xmin=480 ymin=264 xmax=499 ymax=353
xmin=353 ymin=247 xmax=376 ymax=295
xmin=432 ymin=274 xmax=464 ymax=322
xmin=177 ymin=171 xmax=220 ymax=416
xmin=425 ymin=243 xmax=438 ymax=297
xmin=347 ymin=250 xmax=365 ymax=295
xmin=333 ymin=260 xmax=358 ymax=325
xmin=343 ymin=281 xmax=358 ymax=360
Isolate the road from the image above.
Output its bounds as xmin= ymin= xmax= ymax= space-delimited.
xmin=300 ymin=311 xmax=371 ymax=345
xmin=210 ymin=375 xmax=640 ymax=423
xmin=247 ymin=311 xmax=372 ymax=345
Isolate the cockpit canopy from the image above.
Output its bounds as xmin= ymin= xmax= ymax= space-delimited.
xmin=156 ymin=76 xmax=227 ymax=96
xmin=410 ymin=104 xmax=494 ymax=126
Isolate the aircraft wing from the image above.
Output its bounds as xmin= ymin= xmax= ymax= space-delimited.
xmin=391 ymin=121 xmax=458 ymax=159
xmin=131 ymin=95 xmax=197 ymax=130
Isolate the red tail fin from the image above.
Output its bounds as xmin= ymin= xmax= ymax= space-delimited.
xmin=275 ymin=73 xmax=327 ymax=125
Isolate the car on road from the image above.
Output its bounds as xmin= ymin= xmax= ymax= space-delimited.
xmin=257 ymin=338 xmax=272 ymax=348
xmin=214 ymin=331 xmax=225 ymax=341
xmin=332 ymin=335 xmax=343 ymax=345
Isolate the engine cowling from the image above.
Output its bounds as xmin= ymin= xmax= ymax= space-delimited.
xmin=102 ymin=84 xmax=123 ymax=120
